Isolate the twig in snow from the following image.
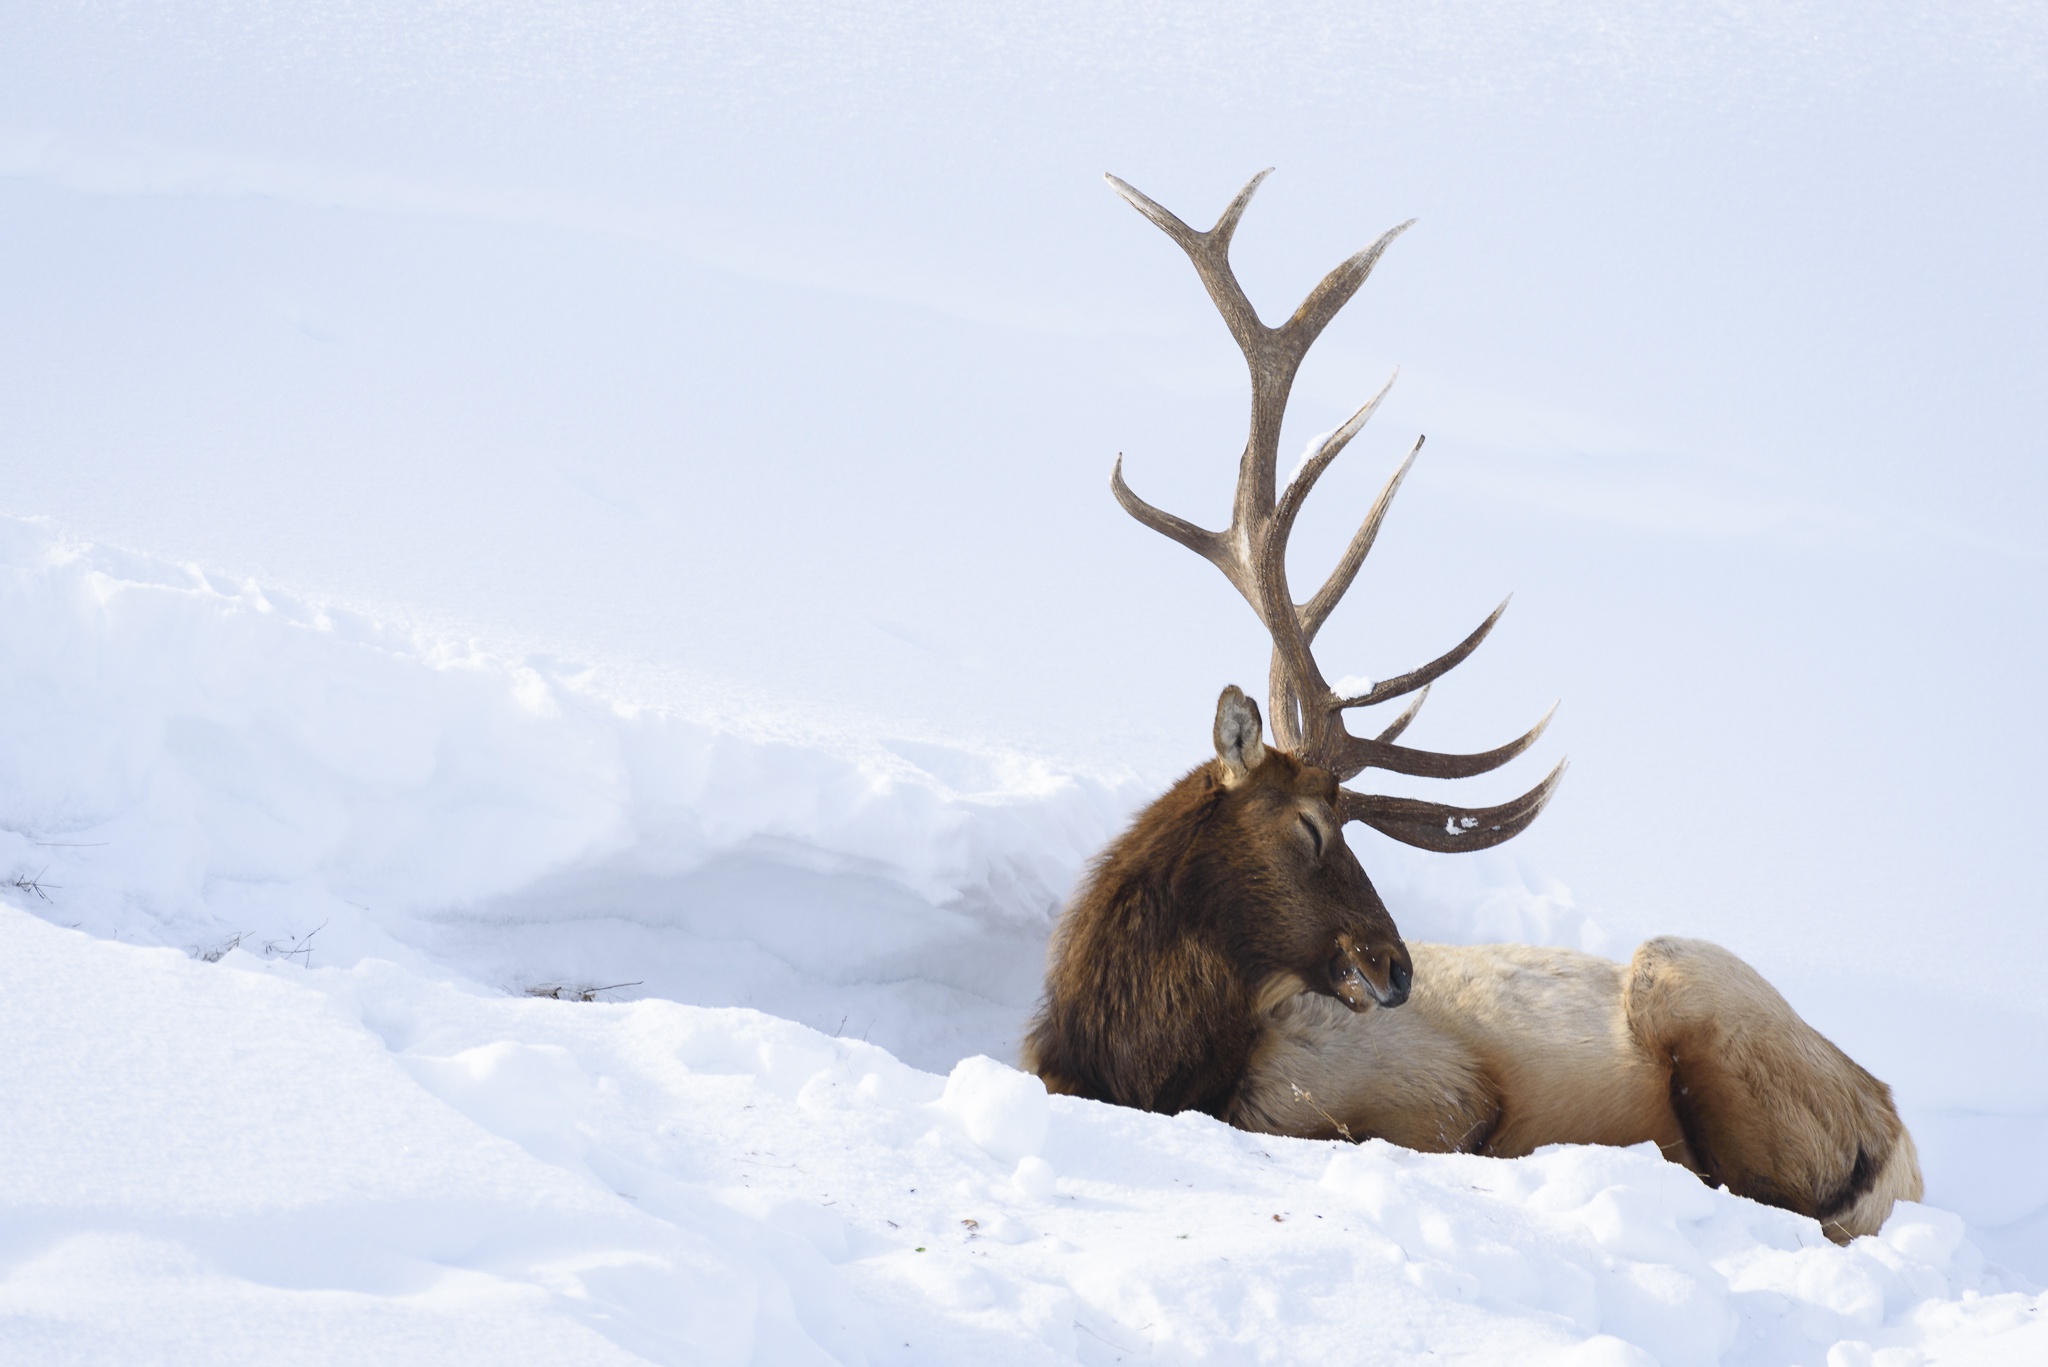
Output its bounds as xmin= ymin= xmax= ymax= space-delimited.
xmin=189 ymin=931 xmax=249 ymax=963
xmin=6 ymin=869 xmax=56 ymax=901
xmin=523 ymin=980 xmax=644 ymax=1002
xmin=262 ymin=920 xmax=327 ymax=968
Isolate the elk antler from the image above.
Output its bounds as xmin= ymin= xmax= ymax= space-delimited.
xmin=1107 ymin=170 xmax=1565 ymax=852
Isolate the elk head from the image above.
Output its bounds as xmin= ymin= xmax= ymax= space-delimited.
xmin=1203 ymin=683 xmax=1412 ymax=1011
xmin=1109 ymin=170 xmax=1566 ymax=981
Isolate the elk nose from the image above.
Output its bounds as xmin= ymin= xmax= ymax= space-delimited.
xmin=1334 ymin=935 xmax=1413 ymax=1010
xmin=1355 ymin=950 xmax=1408 ymax=1008
xmin=1382 ymin=956 xmax=1413 ymax=1007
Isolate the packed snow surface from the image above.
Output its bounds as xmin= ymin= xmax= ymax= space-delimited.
xmin=5 ymin=906 xmax=2044 ymax=1366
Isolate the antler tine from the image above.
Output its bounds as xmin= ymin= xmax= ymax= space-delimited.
xmin=1339 ymin=758 xmax=1568 ymax=853
xmin=1105 ymin=170 xmax=1269 ymax=357
xmin=1103 ymin=173 xmax=1204 ymax=252
xmin=1209 ymin=168 xmax=1275 ymax=252
xmin=1302 ymin=435 xmax=1422 ymax=641
xmin=1103 ymin=171 xmax=1277 ymax=614
xmin=1110 ymin=453 xmax=1240 ymax=584
xmin=1250 ymin=370 xmax=1404 ymax=742
xmin=1374 ymin=684 xmax=1430 ymax=744
xmin=1333 ymin=702 xmax=1558 ymax=783
xmin=1286 ymin=433 xmax=1528 ymax=789
xmin=1281 ymin=219 xmax=1416 ymax=360
xmin=1272 ymin=371 xmax=1400 ymax=553
xmin=1336 ymin=596 xmax=1510 ymax=709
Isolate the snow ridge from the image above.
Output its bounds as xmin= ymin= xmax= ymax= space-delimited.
xmin=0 ymin=514 xmax=1132 ymax=1066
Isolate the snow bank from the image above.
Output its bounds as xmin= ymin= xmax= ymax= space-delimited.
xmin=0 ymin=514 xmax=1599 ymax=1070
xmin=0 ymin=515 xmax=1136 ymax=1068
xmin=3 ymin=906 xmax=2041 ymax=1366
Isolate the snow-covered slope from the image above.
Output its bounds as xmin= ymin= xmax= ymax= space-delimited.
xmin=4 ymin=516 xmax=2046 ymax=1363
xmin=5 ymin=905 xmax=2044 ymax=1366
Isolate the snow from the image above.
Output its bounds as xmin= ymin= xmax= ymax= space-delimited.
xmin=0 ymin=513 xmax=1625 ymax=1068
xmin=4 ymin=903 xmax=2044 ymax=1365
xmin=3 ymin=2 xmax=2047 ymax=1361
xmin=941 ymin=1057 xmax=1053 ymax=1167
xmin=3 ymin=513 xmax=2046 ymax=1363
xmin=0 ymin=514 xmax=1133 ymax=1071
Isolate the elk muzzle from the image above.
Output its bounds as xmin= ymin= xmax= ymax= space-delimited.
xmin=1329 ymin=932 xmax=1412 ymax=1011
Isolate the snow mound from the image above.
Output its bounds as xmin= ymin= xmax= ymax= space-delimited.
xmin=941 ymin=1055 xmax=1052 ymax=1165
xmin=2 ymin=906 xmax=2040 ymax=1366
xmin=0 ymin=515 xmax=1135 ymax=1068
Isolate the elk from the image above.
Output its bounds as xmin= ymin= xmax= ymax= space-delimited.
xmin=1022 ymin=171 xmax=1921 ymax=1241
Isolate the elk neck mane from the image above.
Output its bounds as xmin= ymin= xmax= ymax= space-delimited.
xmin=1024 ymin=757 xmax=1311 ymax=1123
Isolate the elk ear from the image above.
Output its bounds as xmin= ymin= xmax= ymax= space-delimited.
xmin=1213 ymin=685 xmax=1267 ymax=787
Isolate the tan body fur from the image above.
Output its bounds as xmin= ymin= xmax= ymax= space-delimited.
xmin=1231 ymin=939 xmax=1922 ymax=1241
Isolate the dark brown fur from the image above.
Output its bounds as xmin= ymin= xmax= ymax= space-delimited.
xmin=1022 ymin=746 xmax=1410 ymax=1120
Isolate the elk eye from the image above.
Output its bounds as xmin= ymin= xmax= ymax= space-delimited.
xmin=1298 ymin=813 xmax=1324 ymax=858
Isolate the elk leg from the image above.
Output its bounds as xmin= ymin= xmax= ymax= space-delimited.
xmin=1622 ymin=937 xmax=1922 ymax=1242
